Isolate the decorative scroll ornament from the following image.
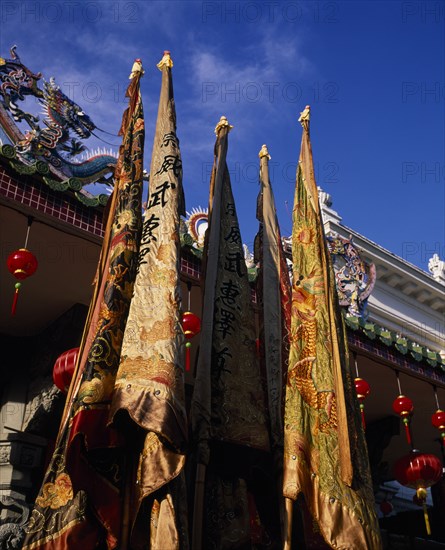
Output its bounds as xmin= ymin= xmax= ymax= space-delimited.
xmin=428 ymin=253 xmax=445 ymax=284
xmin=327 ymin=234 xmax=376 ymax=317
xmin=0 ymin=45 xmax=43 ymax=128
xmin=185 ymin=206 xmax=209 ymax=248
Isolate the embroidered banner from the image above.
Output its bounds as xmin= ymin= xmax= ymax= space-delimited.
xmin=109 ymin=51 xmax=188 ymax=550
xmin=283 ymin=107 xmax=382 ymax=549
xmin=190 ymin=118 xmax=271 ymax=549
xmin=255 ymin=144 xmax=291 ymax=454
xmin=23 ymin=63 xmax=145 ymax=549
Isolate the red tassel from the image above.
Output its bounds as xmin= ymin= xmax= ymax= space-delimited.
xmin=11 ymin=283 xmax=21 ymax=316
xmin=185 ymin=342 xmax=191 ymax=372
xmin=403 ymin=418 xmax=412 ymax=446
xmin=360 ymin=403 xmax=366 ymax=430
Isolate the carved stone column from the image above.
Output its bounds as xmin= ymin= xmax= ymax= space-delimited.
xmin=0 ymin=431 xmax=47 ymax=549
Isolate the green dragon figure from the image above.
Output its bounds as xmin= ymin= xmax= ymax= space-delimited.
xmin=0 ymin=46 xmax=116 ymax=184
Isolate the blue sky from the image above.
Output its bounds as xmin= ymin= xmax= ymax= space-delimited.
xmin=1 ymin=0 xmax=444 ymax=271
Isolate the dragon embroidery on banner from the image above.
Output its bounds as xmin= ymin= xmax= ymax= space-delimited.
xmin=0 ymin=46 xmax=116 ymax=183
xmin=287 ymin=268 xmax=337 ymax=435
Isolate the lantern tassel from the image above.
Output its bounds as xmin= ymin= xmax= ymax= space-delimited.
xmin=185 ymin=342 xmax=191 ymax=372
xmin=360 ymin=405 xmax=366 ymax=430
xmin=403 ymin=418 xmax=412 ymax=446
xmin=11 ymin=283 xmax=21 ymax=316
xmin=422 ymin=501 xmax=431 ymax=536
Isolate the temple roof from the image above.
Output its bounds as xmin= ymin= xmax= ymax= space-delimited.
xmin=0 ymin=46 xmax=116 ymax=206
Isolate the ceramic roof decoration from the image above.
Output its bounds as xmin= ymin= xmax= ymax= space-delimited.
xmin=327 ymin=234 xmax=376 ymax=317
xmin=0 ymin=46 xmax=117 ymax=203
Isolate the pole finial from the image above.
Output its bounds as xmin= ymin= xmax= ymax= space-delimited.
xmin=157 ymin=51 xmax=174 ymax=71
xmin=298 ymin=105 xmax=311 ymax=126
xmin=258 ymin=144 xmax=271 ymax=160
xmin=129 ymin=58 xmax=144 ymax=79
xmin=214 ymin=116 xmax=233 ymax=135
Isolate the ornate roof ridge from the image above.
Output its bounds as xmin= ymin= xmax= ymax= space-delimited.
xmin=344 ymin=313 xmax=445 ymax=370
xmin=0 ymin=144 xmax=110 ymax=209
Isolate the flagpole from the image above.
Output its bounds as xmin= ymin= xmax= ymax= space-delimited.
xmin=284 ymin=497 xmax=293 ymax=550
xmin=108 ymin=51 xmax=189 ymax=547
xmin=191 ymin=116 xmax=232 ymax=550
xmin=257 ymin=144 xmax=291 ymax=545
xmin=191 ymin=462 xmax=206 ymax=550
xmin=120 ymin=452 xmax=134 ymax=549
xmin=282 ymin=106 xmax=382 ymax=549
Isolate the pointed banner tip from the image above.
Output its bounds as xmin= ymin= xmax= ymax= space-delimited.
xmin=129 ymin=58 xmax=144 ymax=79
xmin=298 ymin=105 xmax=311 ymax=126
xmin=157 ymin=51 xmax=174 ymax=70
xmin=214 ymin=115 xmax=233 ymax=135
xmin=258 ymin=144 xmax=271 ymax=160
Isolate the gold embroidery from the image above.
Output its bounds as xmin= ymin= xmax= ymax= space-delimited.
xmin=150 ymin=267 xmax=177 ymax=287
xmin=294 ymin=226 xmax=315 ymax=245
xmin=116 ymin=209 xmax=135 ymax=228
xmin=156 ymin=243 xmax=171 ymax=263
xmin=118 ymin=354 xmax=177 ymax=388
xmin=35 ymin=473 xmax=73 ymax=510
xmin=288 ymin=273 xmax=337 ymax=434
xmin=140 ymin=317 xmax=175 ymax=344
xmin=98 ymin=300 xmax=128 ymax=334
xmin=78 ymin=367 xmax=115 ymax=404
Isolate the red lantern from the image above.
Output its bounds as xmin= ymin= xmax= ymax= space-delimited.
xmin=355 ymin=377 xmax=371 ymax=430
xmin=182 ymin=311 xmax=201 ymax=338
xmin=7 ymin=248 xmax=38 ymax=315
xmin=182 ymin=311 xmax=201 ymax=372
xmin=394 ymin=450 xmax=442 ymax=535
xmin=432 ymin=409 xmax=445 ymax=443
xmin=7 ymin=248 xmax=38 ymax=279
xmin=53 ymin=348 xmax=79 ymax=394
xmin=392 ymin=394 xmax=414 ymax=446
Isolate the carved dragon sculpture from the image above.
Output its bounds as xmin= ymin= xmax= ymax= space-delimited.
xmin=327 ymin=235 xmax=376 ymax=317
xmin=0 ymin=46 xmax=116 ymax=184
xmin=0 ymin=495 xmax=30 ymax=549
